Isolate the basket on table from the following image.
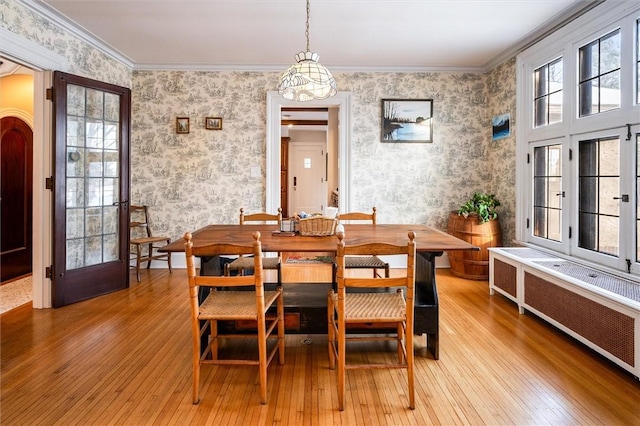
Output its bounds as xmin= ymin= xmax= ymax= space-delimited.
xmin=297 ymin=215 xmax=337 ymax=236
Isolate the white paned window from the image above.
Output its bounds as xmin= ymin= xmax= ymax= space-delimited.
xmin=578 ymin=29 xmax=621 ymax=117
xmin=578 ymin=136 xmax=620 ymax=256
xmin=533 ymin=144 xmax=562 ymax=241
xmin=534 ymin=58 xmax=563 ymax=127
xmin=517 ymin=2 xmax=640 ymax=275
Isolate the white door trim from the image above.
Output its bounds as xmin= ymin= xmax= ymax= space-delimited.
xmin=266 ymin=91 xmax=351 ymax=215
xmin=1 ymin=28 xmax=68 ymax=308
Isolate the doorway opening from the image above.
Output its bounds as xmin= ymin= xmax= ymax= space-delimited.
xmin=266 ymin=91 xmax=351 ymax=217
xmin=0 ymin=57 xmax=36 ymax=311
xmin=0 ymin=38 xmax=66 ymax=309
xmin=280 ymin=107 xmax=332 ymax=217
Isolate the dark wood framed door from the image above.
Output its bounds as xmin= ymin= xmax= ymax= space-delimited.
xmin=280 ymin=137 xmax=289 ymax=217
xmin=1 ymin=117 xmax=33 ymax=282
xmin=52 ymin=71 xmax=131 ymax=307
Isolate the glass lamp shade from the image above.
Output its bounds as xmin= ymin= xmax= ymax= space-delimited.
xmin=278 ymin=51 xmax=337 ymax=101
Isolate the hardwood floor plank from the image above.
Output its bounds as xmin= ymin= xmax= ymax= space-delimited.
xmin=288 ymin=340 xmax=306 ymax=426
xmin=2 ymin=267 xmax=639 ymax=425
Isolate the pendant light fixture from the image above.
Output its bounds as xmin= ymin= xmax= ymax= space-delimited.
xmin=278 ymin=0 xmax=337 ymax=101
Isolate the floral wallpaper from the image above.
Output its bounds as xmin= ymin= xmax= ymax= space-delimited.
xmin=3 ymin=0 xmax=517 ymax=252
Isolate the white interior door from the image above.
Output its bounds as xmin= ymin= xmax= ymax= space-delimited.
xmin=289 ymin=142 xmax=327 ymax=215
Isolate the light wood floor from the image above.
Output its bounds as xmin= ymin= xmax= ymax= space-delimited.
xmin=2 ymin=265 xmax=639 ymax=425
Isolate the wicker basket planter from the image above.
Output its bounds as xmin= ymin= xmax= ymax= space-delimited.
xmin=297 ymin=216 xmax=337 ymax=236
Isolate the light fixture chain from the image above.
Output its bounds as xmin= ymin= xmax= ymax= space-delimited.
xmin=305 ymin=0 xmax=310 ymax=52
xmin=278 ymin=0 xmax=336 ymax=101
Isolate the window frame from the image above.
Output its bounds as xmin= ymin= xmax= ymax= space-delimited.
xmin=533 ymin=57 xmax=564 ymax=127
xmin=577 ymin=28 xmax=622 ymax=118
xmin=516 ymin=2 xmax=640 ymax=277
xmin=569 ymin=128 xmax=631 ymax=272
xmin=527 ymin=139 xmax=568 ymax=253
xmin=636 ymin=18 xmax=640 ymax=104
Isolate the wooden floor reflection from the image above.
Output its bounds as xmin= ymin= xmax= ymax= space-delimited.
xmin=1 ymin=267 xmax=639 ymax=425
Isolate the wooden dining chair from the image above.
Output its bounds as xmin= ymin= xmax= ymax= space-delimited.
xmin=184 ymin=231 xmax=285 ymax=405
xmin=327 ymin=230 xmax=416 ymax=410
xmin=224 ymin=208 xmax=283 ymax=284
xmin=337 ymin=207 xmax=390 ymax=278
xmin=129 ymin=205 xmax=172 ymax=282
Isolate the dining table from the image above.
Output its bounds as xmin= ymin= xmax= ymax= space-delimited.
xmin=161 ymin=223 xmax=478 ymax=359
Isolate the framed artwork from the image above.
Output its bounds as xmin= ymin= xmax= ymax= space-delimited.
xmin=492 ymin=113 xmax=511 ymax=140
xmin=205 ymin=117 xmax=223 ymax=130
xmin=176 ymin=117 xmax=189 ymax=134
xmin=381 ymin=99 xmax=433 ymax=142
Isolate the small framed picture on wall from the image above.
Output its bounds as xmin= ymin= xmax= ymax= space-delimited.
xmin=205 ymin=117 xmax=223 ymax=130
xmin=491 ymin=113 xmax=511 ymax=140
xmin=381 ymin=99 xmax=433 ymax=143
xmin=176 ymin=117 xmax=189 ymax=134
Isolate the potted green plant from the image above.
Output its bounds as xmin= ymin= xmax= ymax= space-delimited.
xmin=457 ymin=192 xmax=501 ymax=224
xmin=447 ymin=192 xmax=503 ymax=280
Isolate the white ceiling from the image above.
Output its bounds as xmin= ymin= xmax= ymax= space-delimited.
xmin=35 ymin=0 xmax=600 ymax=72
xmin=0 ymin=57 xmax=34 ymax=77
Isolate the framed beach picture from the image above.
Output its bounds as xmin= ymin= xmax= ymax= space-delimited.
xmin=176 ymin=117 xmax=189 ymax=134
xmin=205 ymin=116 xmax=223 ymax=130
xmin=381 ymin=99 xmax=433 ymax=142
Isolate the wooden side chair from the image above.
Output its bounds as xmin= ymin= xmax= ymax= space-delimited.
xmin=129 ymin=205 xmax=172 ymax=282
xmin=337 ymin=207 xmax=390 ymax=278
xmin=224 ymin=208 xmax=283 ymax=284
xmin=328 ymin=230 xmax=416 ymax=411
xmin=184 ymin=231 xmax=285 ymax=405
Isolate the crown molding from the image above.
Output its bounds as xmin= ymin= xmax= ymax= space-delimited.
xmin=0 ymin=26 xmax=68 ymax=71
xmin=484 ymin=0 xmax=606 ymax=70
xmin=18 ymin=0 xmax=135 ymax=69
xmin=15 ymin=0 xmax=608 ymax=75
xmin=132 ymin=62 xmax=486 ymax=74
xmin=16 ymin=0 xmax=486 ymax=75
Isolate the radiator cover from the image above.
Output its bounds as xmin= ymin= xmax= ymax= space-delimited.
xmin=524 ymin=271 xmax=635 ymax=367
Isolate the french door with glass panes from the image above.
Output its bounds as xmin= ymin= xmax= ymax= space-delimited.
xmin=52 ymin=71 xmax=131 ymax=307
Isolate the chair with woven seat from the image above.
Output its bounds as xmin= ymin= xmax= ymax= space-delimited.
xmin=224 ymin=208 xmax=282 ymax=284
xmin=129 ymin=205 xmax=172 ymax=282
xmin=327 ymin=230 xmax=416 ymax=411
xmin=184 ymin=231 xmax=285 ymax=405
xmin=337 ymin=207 xmax=389 ymax=278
